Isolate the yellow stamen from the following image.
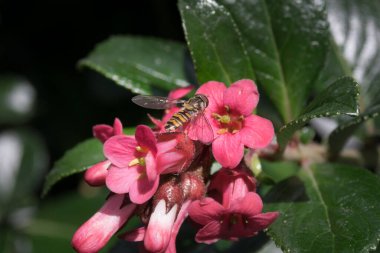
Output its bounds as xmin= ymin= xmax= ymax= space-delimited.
xmin=212 ymin=113 xmax=222 ymax=120
xmin=232 ymin=129 xmax=239 ymax=134
xmin=129 ymin=158 xmax=140 ymax=167
xmin=225 ymin=105 xmax=230 ymax=112
xmin=139 ymin=157 xmax=146 ymax=166
xmin=136 ymin=146 xmax=148 ymax=153
xmin=128 ymin=157 xmax=146 ymax=167
xmin=220 ymin=114 xmax=231 ymax=124
xmin=217 ymin=128 xmax=228 ymax=134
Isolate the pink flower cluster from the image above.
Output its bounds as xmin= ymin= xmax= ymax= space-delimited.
xmin=72 ymin=79 xmax=278 ymax=253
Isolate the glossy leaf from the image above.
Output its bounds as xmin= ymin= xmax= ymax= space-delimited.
xmin=42 ymin=138 xmax=103 ymax=197
xmin=42 ymin=128 xmax=135 ymax=197
xmin=179 ymin=0 xmax=329 ymax=122
xmin=261 ymin=160 xmax=300 ymax=183
xmin=265 ymin=163 xmax=380 ymax=253
xmin=0 ymin=76 xmax=36 ymax=124
xmin=178 ymin=0 xmax=255 ymax=86
xmin=328 ymin=104 xmax=380 ymax=157
xmin=277 ymin=76 xmax=359 ymax=148
xmin=79 ymin=36 xmax=190 ymax=95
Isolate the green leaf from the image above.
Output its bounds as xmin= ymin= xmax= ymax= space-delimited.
xmin=328 ymin=104 xmax=380 ymax=158
xmin=179 ymin=0 xmax=329 ymax=122
xmin=265 ymin=163 xmax=380 ymax=253
xmin=0 ymin=75 xmax=36 ymax=124
xmin=79 ymin=36 xmax=190 ymax=95
xmin=261 ymin=160 xmax=300 ymax=183
xmin=42 ymin=128 xmax=135 ymax=197
xmin=178 ymin=0 xmax=255 ymax=85
xmin=313 ymin=37 xmax=351 ymax=94
xmin=277 ymin=76 xmax=359 ymax=148
xmin=42 ymin=138 xmax=103 ymax=197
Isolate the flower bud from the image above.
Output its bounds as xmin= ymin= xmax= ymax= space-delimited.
xmin=209 ymin=163 xmax=256 ymax=208
xmin=153 ymin=176 xmax=183 ymax=211
xmin=181 ymin=172 xmax=206 ymax=201
xmin=84 ymin=160 xmax=111 ymax=186
xmin=144 ymin=200 xmax=178 ymax=253
xmin=72 ymin=194 xmax=135 ymax=253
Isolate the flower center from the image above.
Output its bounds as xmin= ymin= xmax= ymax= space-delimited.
xmin=128 ymin=145 xmax=148 ymax=167
xmin=225 ymin=213 xmax=249 ymax=228
xmin=212 ymin=106 xmax=244 ymax=135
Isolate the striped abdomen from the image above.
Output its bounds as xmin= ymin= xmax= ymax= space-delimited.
xmin=165 ymin=107 xmax=198 ymax=132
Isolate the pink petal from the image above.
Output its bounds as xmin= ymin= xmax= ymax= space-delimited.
xmin=186 ymin=112 xmax=214 ymax=144
xmin=156 ymin=133 xmax=194 ymax=174
xmin=145 ymin=151 xmax=158 ymax=182
xmin=106 ymin=165 xmax=141 ymax=194
xmin=84 ymin=160 xmax=111 ymax=186
xmin=229 ymin=192 xmax=263 ymax=216
xmin=120 ymin=227 xmax=146 ymax=242
xmin=195 ymin=221 xmax=222 ymax=244
xmin=168 ymin=85 xmax=194 ymax=100
xmin=72 ymin=194 xmax=136 ymax=253
xmin=196 ymin=81 xmax=226 ymax=113
xmin=209 ymin=167 xmax=257 ymax=209
xmin=188 ymin=198 xmax=224 ymax=225
xmin=93 ymin=124 xmax=114 ymax=143
xmin=113 ymin=118 xmax=123 ymax=135
xmin=104 ymin=135 xmax=137 ymax=167
xmin=248 ymin=212 xmax=280 ymax=231
xmin=129 ymin=176 xmax=159 ymax=204
xmin=212 ymin=134 xmax=244 ymax=169
xmin=148 ymin=114 xmax=164 ymax=130
xmin=166 ymin=200 xmax=191 ymax=253
xmin=231 ymin=79 xmax=259 ymax=95
xmin=135 ymin=125 xmax=157 ymax=155
xmin=224 ymin=79 xmax=259 ymax=116
xmin=240 ymin=115 xmax=274 ymax=149
xmin=157 ymin=150 xmax=186 ymax=174
xmin=144 ymin=200 xmax=178 ymax=252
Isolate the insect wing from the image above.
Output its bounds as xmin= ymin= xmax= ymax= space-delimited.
xmin=132 ymin=95 xmax=184 ymax=109
xmin=186 ymin=112 xmax=214 ymax=144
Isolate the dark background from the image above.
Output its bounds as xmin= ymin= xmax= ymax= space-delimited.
xmin=0 ymin=0 xmax=184 ymax=169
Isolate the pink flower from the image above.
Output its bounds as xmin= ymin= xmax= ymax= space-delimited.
xmin=196 ymin=79 xmax=274 ymax=168
xmin=188 ymin=193 xmax=279 ymax=243
xmin=104 ymin=125 xmax=159 ymax=204
xmin=85 ymin=118 xmax=123 ymax=186
xmin=144 ymin=200 xmax=178 ymax=252
xmin=149 ymin=86 xmax=193 ymax=132
xmin=93 ymin=117 xmax=123 ymax=143
xmin=165 ymin=200 xmax=192 ymax=253
xmin=121 ymin=200 xmax=193 ymax=253
xmin=72 ymin=194 xmax=136 ymax=253
xmin=105 ymin=125 xmax=194 ymax=204
xmin=208 ymin=164 xmax=256 ymax=208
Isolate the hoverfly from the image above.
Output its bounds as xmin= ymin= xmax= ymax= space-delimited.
xmin=132 ymin=94 xmax=214 ymax=144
